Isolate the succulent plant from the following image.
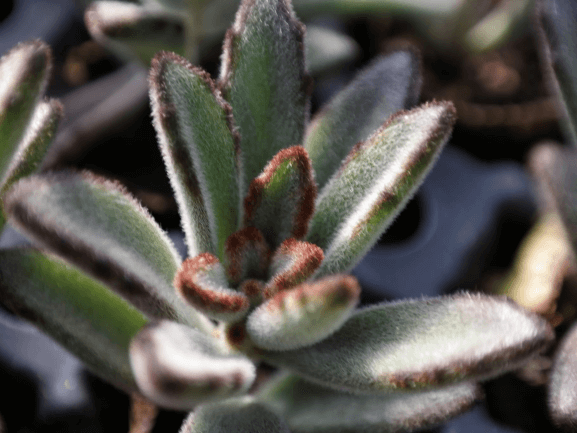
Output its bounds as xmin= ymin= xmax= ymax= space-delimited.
xmin=0 ymin=0 xmax=555 ymax=431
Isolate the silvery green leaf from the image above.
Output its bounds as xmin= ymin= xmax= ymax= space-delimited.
xmin=260 ymin=373 xmax=480 ymax=433
xmin=293 ymin=0 xmax=462 ymax=18
xmin=304 ymin=49 xmax=422 ymax=189
xmin=247 ymin=274 xmax=360 ymax=351
xmin=243 ymin=146 xmax=316 ymax=249
xmin=86 ymin=1 xmax=185 ymax=64
xmin=261 ymin=293 xmax=553 ymax=393
xmin=305 ymin=25 xmax=359 ymax=75
xmin=549 ymin=321 xmax=577 ymax=429
xmin=0 ymin=248 xmax=147 ymax=392
xmin=180 ymin=396 xmax=291 ymax=433
xmin=307 ymin=102 xmax=455 ymax=278
xmin=130 ymin=321 xmax=256 ymax=410
xmin=224 ymin=226 xmax=270 ymax=285
xmin=0 ymin=40 xmax=51 ymax=181
xmin=219 ymin=0 xmax=310 ymax=198
xmin=150 ymin=52 xmax=240 ymax=260
xmin=5 ymin=172 xmax=212 ymax=332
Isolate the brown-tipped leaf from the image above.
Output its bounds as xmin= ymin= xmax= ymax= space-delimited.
xmin=224 ymin=227 xmax=270 ymax=285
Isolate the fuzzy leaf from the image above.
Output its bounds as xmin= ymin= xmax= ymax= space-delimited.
xmin=85 ymin=1 xmax=185 ymax=64
xmin=247 ymin=274 xmax=360 ymax=351
xmin=174 ymin=253 xmax=250 ymax=322
xmin=260 ymin=373 xmax=480 ymax=433
xmin=305 ymin=25 xmax=359 ymax=75
xmin=180 ymin=396 xmax=291 ymax=433
xmin=224 ymin=226 xmax=271 ymax=285
xmin=0 ymin=40 xmax=51 ymax=180
xmin=307 ymin=101 xmax=455 ymax=278
xmin=549 ymin=321 xmax=577 ymax=429
xmin=219 ymin=0 xmax=310 ymax=197
xmin=243 ymin=146 xmax=316 ymax=249
xmin=5 ymin=172 xmax=212 ymax=332
xmin=261 ymin=293 xmax=553 ymax=393
xmin=305 ymin=49 xmax=422 ymax=189
xmin=0 ymin=248 xmax=147 ymax=392
xmin=150 ymin=52 xmax=240 ymax=260
xmin=130 ymin=321 xmax=256 ymax=410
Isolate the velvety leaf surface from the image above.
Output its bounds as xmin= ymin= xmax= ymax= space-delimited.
xmin=261 ymin=293 xmax=553 ymax=393
xmin=150 ymin=52 xmax=239 ymax=260
xmin=260 ymin=373 xmax=480 ymax=433
xmin=86 ymin=1 xmax=185 ymax=64
xmin=224 ymin=226 xmax=271 ymax=285
xmin=549 ymin=322 xmax=577 ymax=429
xmin=307 ymin=102 xmax=455 ymax=277
xmin=247 ymin=274 xmax=360 ymax=351
xmin=219 ymin=0 xmax=310 ymax=197
xmin=243 ymin=146 xmax=316 ymax=249
xmin=0 ymin=40 xmax=51 ymax=181
xmin=0 ymin=248 xmax=147 ymax=392
xmin=180 ymin=396 xmax=291 ymax=433
xmin=5 ymin=172 xmax=212 ymax=332
xmin=130 ymin=321 xmax=256 ymax=410
xmin=304 ymin=49 xmax=422 ymax=189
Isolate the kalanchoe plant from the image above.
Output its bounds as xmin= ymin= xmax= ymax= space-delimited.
xmin=0 ymin=0 xmax=555 ymax=431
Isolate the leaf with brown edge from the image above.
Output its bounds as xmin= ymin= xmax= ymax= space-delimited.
xmin=549 ymin=321 xmax=577 ymax=429
xmin=307 ymin=101 xmax=456 ymax=278
xmin=0 ymin=248 xmax=147 ymax=393
xmin=150 ymin=51 xmax=239 ymax=260
xmin=247 ymin=274 xmax=360 ymax=351
xmin=219 ymin=0 xmax=311 ymax=198
xmin=130 ymin=321 xmax=256 ymax=411
xmin=180 ymin=396 xmax=291 ymax=433
xmin=304 ymin=49 xmax=422 ymax=189
xmin=0 ymin=40 xmax=51 ymax=181
xmin=224 ymin=226 xmax=270 ymax=285
xmin=243 ymin=146 xmax=316 ymax=249
xmin=5 ymin=172 xmax=213 ymax=333
xmin=261 ymin=293 xmax=553 ymax=393
xmin=259 ymin=373 xmax=480 ymax=433
xmin=264 ymin=238 xmax=324 ymax=297
xmin=175 ymin=253 xmax=250 ymax=322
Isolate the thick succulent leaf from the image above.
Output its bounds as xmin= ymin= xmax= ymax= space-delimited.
xmin=260 ymin=373 xmax=480 ymax=433
xmin=0 ymin=248 xmax=147 ymax=392
xmin=130 ymin=321 xmax=256 ymax=410
xmin=549 ymin=321 xmax=577 ymax=428
xmin=537 ymin=0 xmax=577 ymax=144
xmin=247 ymin=274 xmax=360 ymax=351
xmin=174 ymin=253 xmax=250 ymax=322
xmin=150 ymin=52 xmax=240 ymax=260
xmin=224 ymin=226 xmax=271 ymax=285
xmin=5 ymin=172 xmax=212 ymax=332
xmin=293 ymin=0 xmax=462 ymax=17
xmin=304 ymin=49 xmax=422 ymax=189
xmin=260 ymin=293 xmax=553 ymax=393
xmin=86 ymin=1 xmax=185 ymax=64
xmin=219 ymin=0 xmax=311 ymax=197
xmin=0 ymin=40 xmax=51 ymax=181
xmin=243 ymin=146 xmax=316 ymax=249
xmin=180 ymin=396 xmax=291 ymax=433
xmin=305 ymin=25 xmax=359 ymax=75
xmin=307 ymin=102 xmax=455 ymax=278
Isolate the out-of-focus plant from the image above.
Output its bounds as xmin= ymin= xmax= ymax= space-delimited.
xmin=0 ymin=1 xmax=555 ymax=432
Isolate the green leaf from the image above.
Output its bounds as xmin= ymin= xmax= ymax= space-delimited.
xmin=305 ymin=25 xmax=359 ymax=75
xmin=219 ymin=0 xmax=311 ymax=198
xmin=85 ymin=1 xmax=186 ymax=64
xmin=260 ymin=373 xmax=480 ymax=433
xmin=150 ymin=52 xmax=240 ymax=260
xmin=0 ymin=248 xmax=147 ymax=392
xmin=261 ymin=293 xmax=553 ymax=393
xmin=5 ymin=172 xmax=212 ymax=332
xmin=224 ymin=226 xmax=271 ymax=285
xmin=0 ymin=40 xmax=51 ymax=181
xmin=293 ymin=0 xmax=463 ymax=18
xmin=130 ymin=321 xmax=256 ymax=410
xmin=306 ymin=101 xmax=455 ymax=278
xmin=304 ymin=49 xmax=422 ymax=189
xmin=549 ymin=321 xmax=577 ymax=429
xmin=247 ymin=274 xmax=360 ymax=351
xmin=180 ymin=396 xmax=291 ymax=433
xmin=243 ymin=146 xmax=316 ymax=249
